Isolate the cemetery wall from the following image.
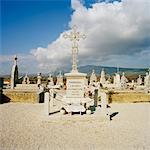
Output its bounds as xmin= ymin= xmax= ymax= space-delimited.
xmin=109 ymin=92 xmax=150 ymax=103
xmin=2 ymin=90 xmax=39 ymax=103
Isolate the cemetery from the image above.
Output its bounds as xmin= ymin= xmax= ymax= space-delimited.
xmin=0 ymin=25 xmax=150 ymax=150
xmin=1 ymin=0 xmax=150 ymax=149
xmin=1 ymin=26 xmax=150 ymax=111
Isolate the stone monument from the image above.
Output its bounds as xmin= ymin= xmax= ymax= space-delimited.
xmin=120 ymin=72 xmax=128 ymax=89
xmin=22 ymin=73 xmax=30 ymax=84
xmin=47 ymin=74 xmax=54 ymax=87
xmin=137 ymin=75 xmax=142 ymax=85
xmin=11 ymin=55 xmax=18 ymax=89
xmin=90 ymin=70 xmax=97 ymax=85
xmin=100 ymin=68 xmax=106 ymax=85
xmin=63 ymin=25 xmax=93 ymax=113
xmin=37 ymin=73 xmax=42 ymax=85
xmin=114 ymin=67 xmax=121 ymax=89
xmin=144 ymin=69 xmax=150 ymax=90
xmin=56 ymin=71 xmax=64 ymax=87
xmin=63 ymin=25 xmax=87 ymax=104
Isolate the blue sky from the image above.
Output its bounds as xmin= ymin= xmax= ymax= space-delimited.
xmin=1 ymin=0 xmax=72 ymax=55
xmin=1 ymin=0 xmax=150 ymax=75
xmin=1 ymin=0 xmax=121 ymax=55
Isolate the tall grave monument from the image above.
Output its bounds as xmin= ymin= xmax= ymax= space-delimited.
xmin=63 ymin=25 xmax=87 ymax=104
xmin=11 ymin=55 xmax=18 ymax=89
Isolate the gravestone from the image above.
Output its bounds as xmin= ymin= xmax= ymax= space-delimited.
xmin=100 ymin=68 xmax=106 ymax=85
xmin=144 ymin=72 xmax=150 ymax=87
xmin=65 ymin=72 xmax=86 ymax=104
xmin=47 ymin=74 xmax=54 ymax=86
xmin=144 ymin=69 xmax=150 ymax=91
xmin=121 ymin=72 xmax=128 ymax=89
xmin=114 ymin=73 xmax=121 ymax=89
xmin=11 ymin=55 xmax=18 ymax=89
xmin=63 ymin=25 xmax=93 ymax=113
xmin=90 ymin=70 xmax=97 ymax=85
xmin=137 ymin=75 xmax=142 ymax=85
xmin=37 ymin=73 xmax=42 ymax=85
xmin=56 ymin=71 xmax=64 ymax=87
xmin=22 ymin=73 xmax=30 ymax=84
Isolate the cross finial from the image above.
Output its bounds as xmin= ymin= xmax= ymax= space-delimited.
xmin=14 ymin=55 xmax=18 ymax=65
xmin=63 ymin=25 xmax=86 ymax=72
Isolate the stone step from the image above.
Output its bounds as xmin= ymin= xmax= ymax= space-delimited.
xmin=15 ymin=84 xmax=39 ymax=90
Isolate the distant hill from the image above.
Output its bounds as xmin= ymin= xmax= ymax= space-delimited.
xmin=1 ymin=65 xmax=148 ymax=78
xmin=78 ymin=65 xmax=147 ymax=76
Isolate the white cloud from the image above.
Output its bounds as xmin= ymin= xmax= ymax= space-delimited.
xmin=0 ymin=54 xmax=38 ymax=75
xmin=31 ymin=0 xmax=150 ymax=71
xmin=1 ymin=0 xmax=148 ymax=75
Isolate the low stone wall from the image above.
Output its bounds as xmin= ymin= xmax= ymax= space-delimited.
xmin=2 ymin=89 xmax=40 ymax=103
xmin=2 ymin=89 xmax=150 ymax=104
xmin=109 ymin=92 xmax=150 ymax=103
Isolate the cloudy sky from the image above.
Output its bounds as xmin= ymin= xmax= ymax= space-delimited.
xmin=1 ymin=0 xmax=150 ymax=75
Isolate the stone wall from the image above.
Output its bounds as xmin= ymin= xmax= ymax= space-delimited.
xmin=2 ymin=89 xmax=40 ymax=103
xmin=2 ymin=89 xmax=150 ymax=104
xmin=109 ymin=92 xmax=150 ymax=103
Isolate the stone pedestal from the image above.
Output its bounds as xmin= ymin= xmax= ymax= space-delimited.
xmin=44 ymin=92 xmax=50 ymax=116
xmin=64 ymin=71 xmax=87 ymax=104
xmin=100 ymin=91 xmax=108 ymax=115
xmin=37 ymin=73 xmax=42 ymax=85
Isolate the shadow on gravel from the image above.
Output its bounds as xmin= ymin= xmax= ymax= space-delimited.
xmin=110 ymin=112 xmax=119 ymax=120
xmin=49 ymin=110 xmax=60 ymax=115
xmin=0 ymin=94 xmax=11 ymax=104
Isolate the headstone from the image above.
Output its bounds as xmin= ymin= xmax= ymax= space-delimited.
xmin=37 ymin=73 xmax=42 ymax=85
xmin=56 ymin=71 xmax=64 ymax=87
xmin=100 ymin=68 xmax=106 ymax=85
xmin=63 ymin=25 xmax=86 ymax=104
xmin=48 ymin=74 xmax=54 ymax=86
xmin=65 ymin=72 xmax=86 ymax=104
xmin=90 ymin=70 xmax=97 ymax=85
xmin=114 ymin=73 xmax=121 ymax=89
xmin=121 ymin=72 xmax=128 ymax=89
xmin=22 ymin=73 xmax=30 ymax=84
xmin=137 ymin=75 xmax=142 ymax=85
xmin=131 ymin=80 xmax=135 ymax=89
xmin=63 ymin=25 xmax=93 ymax=112
xmin=144 ymin=69 xmax=150 ymax=91
xmin=11 ymin=55 xmax=18 ymax=89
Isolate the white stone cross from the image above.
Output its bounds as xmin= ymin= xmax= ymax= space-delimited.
xmin=63 ymin=25 xmax=86 ymax=72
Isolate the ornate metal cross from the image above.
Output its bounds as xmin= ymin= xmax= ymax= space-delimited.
xmin=63 ymin=25 xmax=86 ymax=72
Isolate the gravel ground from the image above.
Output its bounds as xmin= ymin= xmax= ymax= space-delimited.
xmin=0 ymin=102 xmax=150 ymax=150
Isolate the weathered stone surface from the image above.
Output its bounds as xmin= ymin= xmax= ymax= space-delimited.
xmin=3 ymin=89 xmax=39 ymax=103
xmin=110 ymin=92 xmax=150 ymax=103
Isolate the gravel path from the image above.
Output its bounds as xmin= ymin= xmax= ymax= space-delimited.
xmin=0 ymin=103 xmax=150 ymax=150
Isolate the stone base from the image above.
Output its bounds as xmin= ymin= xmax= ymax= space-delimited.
xmin=64 ymin=104 xmax=86 ymax=113
xmin=15 ymin=84 xmax=39 ymax=91
xmin=3 ymin=89 xmax=40 ymax=103
xmin=62 ymin=97 xmax=94 ymax=106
